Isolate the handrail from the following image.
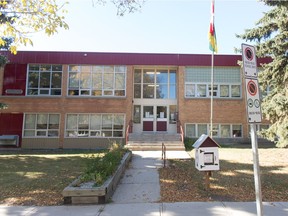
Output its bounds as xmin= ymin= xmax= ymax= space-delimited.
xmin=162 ymin=142 xmax=167 ymax=168
xmin=125 ymin=124 xmax=130 ymax=145
xmin=180 ymin=124 xmax=184 ymax=143
xmin=125 ymin=120 xmax=132 ymax=145
xmin=177 ymin=120 xmax=184 ymax=143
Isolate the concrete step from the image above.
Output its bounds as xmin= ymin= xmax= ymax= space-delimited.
xmin=125 ymin=141 xmax=185 ymax=151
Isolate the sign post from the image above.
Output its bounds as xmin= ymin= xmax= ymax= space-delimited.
xmin=242 ymin=43 xmax=263 ymax=216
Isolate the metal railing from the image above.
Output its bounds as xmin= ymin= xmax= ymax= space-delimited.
xmin=162 ymin=142 xmax=167 ymax=168
xmin=178 ymin=121 xmax=184 ymax=143
xmin=125 ymin=120 xmax=133 ymax=145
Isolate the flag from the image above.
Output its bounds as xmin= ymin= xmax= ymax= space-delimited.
xmin=209 ymin=0 xmax=217 ymax=53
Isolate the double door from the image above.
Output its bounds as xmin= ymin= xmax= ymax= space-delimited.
xmin=143 ymin=106 xmax=167 ymax=132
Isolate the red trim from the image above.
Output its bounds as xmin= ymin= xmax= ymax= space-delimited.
xmin=2 ymin=51 xmax=271 ymax=67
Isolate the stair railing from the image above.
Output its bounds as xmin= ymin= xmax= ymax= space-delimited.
xmin=162 ymin=142 xmax=167 ymax=167
xmin=177 ymin=120 xmax=184 ymax=143
xmin=125 ymin=120 xmax=133 ymax=145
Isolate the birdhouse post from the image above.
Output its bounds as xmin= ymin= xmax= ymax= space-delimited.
xmin=193 ymin=134 xmax=220 ymax=189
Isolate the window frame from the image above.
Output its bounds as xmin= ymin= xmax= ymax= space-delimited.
xmin=133 ymin=68 xmax=177 ymax=99
xmin=185 ymin=123 xmax=243 ymax=138
xmin=67 ymin=65 xmax=126 ymax=97
xmin=26 ymin=64 xmax=63 ymax=96
xmin=23 ymin=113 xmax=60 ymax=138
xmin=65 ymin=113 xmax=125 ymax=138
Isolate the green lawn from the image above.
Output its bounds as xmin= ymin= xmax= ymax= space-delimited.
xmin=0 ymin=150 xmax=105 ymax=206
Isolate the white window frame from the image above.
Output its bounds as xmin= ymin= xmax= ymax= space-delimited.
xmin=23 ymin=113 xmax=60 ymax=137
xmin=26 ymin=64 xmax=63 ymax=96
xmin=185 ymin=83 xmax=241 ymax=99
xmin=67 ymin=65 xmax=126 ymax=97
xmin=133 ymin=68 xmax=177 ymax=99
xmin=65 ymin=113 xmax=125 ymax=138
xmin=185 ymin=123 xmax=243 ymax=138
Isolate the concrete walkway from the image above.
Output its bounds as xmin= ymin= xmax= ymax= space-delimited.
xmin=0 ymin=151 xmax=287 ymax=216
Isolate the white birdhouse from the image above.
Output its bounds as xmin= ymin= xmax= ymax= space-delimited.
xmin=193 ymin=134 xmax=220 ymax=171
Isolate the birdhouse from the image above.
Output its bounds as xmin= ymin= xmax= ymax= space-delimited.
xmin=192 ymin=134 xmax=220 ymax=171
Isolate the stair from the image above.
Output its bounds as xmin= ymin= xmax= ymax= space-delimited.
xmin=125 ymin=132 xmax=185 ymax=151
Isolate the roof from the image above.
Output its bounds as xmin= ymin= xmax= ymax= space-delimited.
xmin=1 ymin=51 xmax=271 ymax=67
xmin=192 ymin=134 xmax=220 ymax=148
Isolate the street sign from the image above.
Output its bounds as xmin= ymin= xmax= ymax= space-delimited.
xmin=245 ymin=78 xmax=262 ymax=123
xmin=242 ymin=44 xmax=258 ymax=78
xmin=242 ymin=43 xmax=264 ymax=216
xmin=242 ymin=43 xmax=262 ymax=123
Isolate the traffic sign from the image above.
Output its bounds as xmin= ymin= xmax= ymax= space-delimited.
xmin=242 ymin=44 xmax=258 ymax=78
xmin=245 ymin=78 xmax=262 ymax=123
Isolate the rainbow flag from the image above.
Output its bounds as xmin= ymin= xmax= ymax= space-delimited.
xmin=209 ymin=0 xmax=217 ymax=53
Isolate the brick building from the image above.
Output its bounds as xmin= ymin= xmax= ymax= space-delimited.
xmin=0 ymin=51 xmax=271 ymax=149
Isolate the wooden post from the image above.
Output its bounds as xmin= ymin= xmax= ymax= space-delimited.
xmin=205 ymin=171 xmax=211 ymax=190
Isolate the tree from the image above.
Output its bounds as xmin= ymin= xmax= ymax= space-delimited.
xmin=0 ymin=0 xmax=69 ymax=54
xmin=94 ymin=0 xmax=145 ymax=16
xmin=237 ymin=0 xmax=288 ymax=147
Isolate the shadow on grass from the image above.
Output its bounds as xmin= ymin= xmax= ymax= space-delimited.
xmin=0 ymin=150 xmax=104 ymax=206
xmin=160 ymin=156 xmax=288 ymax=202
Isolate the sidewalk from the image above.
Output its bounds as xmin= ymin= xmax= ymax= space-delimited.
xmin=0 ymin=151 xmax=287 ymax=216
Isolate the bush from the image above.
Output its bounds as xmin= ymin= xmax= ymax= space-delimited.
xmin=184 ymin=137 xmax=197 ymax=151
xmin=80 ymin=144 xmax=129 ymax=186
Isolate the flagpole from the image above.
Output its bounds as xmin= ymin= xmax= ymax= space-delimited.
xmin=210 ymin=51 xmax=214 ymax=138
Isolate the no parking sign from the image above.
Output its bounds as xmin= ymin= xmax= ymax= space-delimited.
xmin=242 ymin=44 xmax=262 ymax=123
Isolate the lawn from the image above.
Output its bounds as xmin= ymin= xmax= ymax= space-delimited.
xmin=160 ymin=147 xmax=288 ymax=202
xmin=1 ymin=147 xmax=287 ymax=206
xmin=0 ymin=150 xmax=105 ymax=206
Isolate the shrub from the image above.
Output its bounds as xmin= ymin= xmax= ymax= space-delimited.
xmin=80 ymin=144 xmax=129 ymax=186
xmin=184 ymin=137 xmax=197 ymax=151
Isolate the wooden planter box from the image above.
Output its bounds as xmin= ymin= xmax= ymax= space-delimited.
xmin=62 ymin=151 xmax=132 ymax=204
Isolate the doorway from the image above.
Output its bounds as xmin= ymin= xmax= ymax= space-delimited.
xmin=143 ymin=106 xmax=167 ymax=132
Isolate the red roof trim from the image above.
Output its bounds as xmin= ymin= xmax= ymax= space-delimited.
xmin=2 ymin=51 xmax=271 ymax=67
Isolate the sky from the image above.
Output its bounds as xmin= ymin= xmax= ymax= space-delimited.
xmin=18 ymin=0 xmax=270 ymax=55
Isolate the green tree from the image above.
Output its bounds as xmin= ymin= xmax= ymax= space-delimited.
xmin=237 ymin=0 xmax=288 ymax=147
xmin=0 ymin=0 xmax=69 ymax=54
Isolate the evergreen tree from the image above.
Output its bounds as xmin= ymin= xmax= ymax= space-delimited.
xmin=237 ymin=0 xmax=288 ymax=147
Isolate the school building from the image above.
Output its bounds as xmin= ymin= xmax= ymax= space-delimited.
xmin=0 ymin=51 xmax=271 ymax=149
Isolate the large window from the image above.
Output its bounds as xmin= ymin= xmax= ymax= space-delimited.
xmin=134 ymin=68 xmax=176 ymax=99
xmin=23 ymin=113 xmax=60 ymax=137
xmin=27 ymin=64 xmax=62 ymax=96
xmin=185 ymin=67 xmax=241 ymax=98
xmin=68 ymin=65 xmax=126 ymax=97
xmin=185 ymin=123 xmax=242 ymax=138
xmin=66 ymin=114 xmax=125 ymax=138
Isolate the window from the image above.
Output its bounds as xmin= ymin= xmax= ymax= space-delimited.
xmin=133 ymin=68 xmax=177 ymax=99
xmin=186 ymin=124 xmax=196 ymax=137
xmin=68 ymin=65 xmax=126 ymax=97
xmin=23 ymin=114 xmax=60 ymax=137
xmin=249 ymin=124 xmax=270 ymax=138
xmin=133 ymin=105 xmax=141 ymax=124
xmin=66 ymin=114 xmax=125 ymax=138
xmin=185 ymin=123 xmax=242 ymax=138
xmin=185 ymin=67 xmax=241 ymax=99
xmin=27 ymin=64 xmax=62 ymax=96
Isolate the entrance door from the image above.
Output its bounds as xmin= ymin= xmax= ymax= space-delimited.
xmin=156 ymin=106 xmax=167 ymax=131
xmin=143 ymin=106 xmax=154 ymax=131
xmin=142 ymin=106 xmax=167 ymax=132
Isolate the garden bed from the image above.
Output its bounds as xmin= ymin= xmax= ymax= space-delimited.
xmin=62 ymin=151 xmax=132 ymax=204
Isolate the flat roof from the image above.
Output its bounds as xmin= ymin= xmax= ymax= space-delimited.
xmin=2 ymin=51 xmax=271 ymax=67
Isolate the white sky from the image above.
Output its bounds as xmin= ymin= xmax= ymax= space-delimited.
xmin=18 ymin=0 xmax=270 ymax=54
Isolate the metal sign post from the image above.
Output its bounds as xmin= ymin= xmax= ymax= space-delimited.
xmin=242 ymin=43 xmax=263 ymax=216
xmin=250 ymin=124 xmax=263 ymax=216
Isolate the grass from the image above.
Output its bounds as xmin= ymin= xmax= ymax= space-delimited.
xmin=0 ymin=149 xmax=106 ymax=206
xmin=160 ymin=148 xmax=288 ymax=202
